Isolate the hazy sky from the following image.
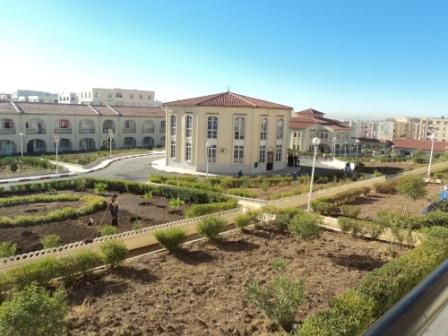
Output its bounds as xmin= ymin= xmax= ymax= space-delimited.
xmin=1 ymin=0 xmax=447 ymax=119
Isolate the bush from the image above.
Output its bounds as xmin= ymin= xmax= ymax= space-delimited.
xmin=373 ymin=181 xmax=397 ymax=194
xmin=100 ymin=240 xmax=128 ymax=268
xmin=99 ymin=225 xmax=118 ymax=236
xmin=40 ymin=234 xmax=61 ymax=249
xmin=0 ymin=241 xmax=17 ymax=258
xmin=273 ymin=208 xmax=301 ymax=231
xmin=9 ymin=162 xmax=18 ymax=172
xmin=235 ymin=213 xmax=252 ymax=231
xmin=338 ymin=217 xmax=364 ymax=237
xmin=364 ymin=221 xmax=386 ymax=239
xmin=131 ymin=221 xmax=144 ymax=230
xmin=396 ymin=175 xmax=427 ymax=203
xmin=272 ymin=257 xmax=289 ymax=273
xmin=154 ymin=227 xmax=186 ymax=252
xmin=94 ymin=182 xmax=108 ymax=193
xmin=0 ymin=284 xmax=68 ymax=336
xmin=340 ymin=205 xmax=360 ymax=219
xmin=0 ymin=193 xmax=80 ymax=208
xmin=246 ymin=276 xmax=305 ymax=332
xmin=311 ymin=200 xmax=338 ymax=216
xmin=226 ymin=188 xmax=257 ymax=198
xmin=421 ymin=210 xmax=448 ymax=228
xmin=288 ymin=212 xmax=320 ymax=240
xmin=197 ymin=216 xmax=226 ymax=240
xmin=185 ymin=199 xmax=237 ymax=217
xmin=169 ymin=198 xmax=185 ymax=208
xmin=143 ymin=191 xmax=153 ymax=201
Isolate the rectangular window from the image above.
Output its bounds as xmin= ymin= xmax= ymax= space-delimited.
xmin=259 ymin=145 xmax=266 ymax=163
xmin=207 ymin=116 xmax=218 ymax=139
xmin=160 ymin=120 xmax=166 ymax=130
xmin=185 ymin=115 xmax=193 ymax=137
xmin=185 ymin=142 xmax=192 ymax=161
xmin=233 ymin=145 xmax=244 ymax=164
xmin=3 ymin=120 xmax=13 ymax=128
xmin=234 ymin=117 xmax=245 ymax=140
xmin=170 ymin=140 xmax=176 ymax=158
xmin=275 ymin=145 xmax=282 ymax=162
xmin=207 ymin=145 xmax=217 ymax=163
xmin=59 ymin=120 xmax=69 ymax=128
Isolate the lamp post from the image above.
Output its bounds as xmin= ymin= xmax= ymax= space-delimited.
xmin=355 ymin=139 xmax=360 ymax=163
xmin=108 ymin=129 xmax=113 ymax=157
xmin=344 ymin=141 xmax=347 ymax=157
xmin=53 ymin=135 xmax=60 ymax=173
xmin=205 ymin=142 xmax=211 ymax=177
xmin=428 ymin=134 xmax=435 ymax=178
xmin=307 ymin=137 xmax=321 ymax=212
xmin=18 ymin=132 xmax=24 ymax=157
xmin=332 ymin=137 xmax=337 ymax=158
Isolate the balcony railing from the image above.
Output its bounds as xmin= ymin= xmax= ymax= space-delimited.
xmin=122 ymin=128 xmax=136 ymax=133
xmin=79 ymin=128 xmax=95 ymax=134
xmin=103 ymin=128 xmax=115 ymax=134
xmin=142 ymin=127 xmax=155 ymax=133
xmin=26 ymin=128 xmax=46 ymax=135
xmin=0 ymin=128 xmax=15 ymax=135
xmin=54 ymin=128 xmax=72 ymax=134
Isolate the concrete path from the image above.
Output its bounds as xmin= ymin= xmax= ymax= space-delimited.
xmin=150 ymin=158 xmax=217 ymax=176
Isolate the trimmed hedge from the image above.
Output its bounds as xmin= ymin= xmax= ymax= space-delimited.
xmin=185 ymin=199 xmax=238 ymax=218
xmin=154 ymin=227 xmax=186 ymax=252
xmin=0 ymin=193 xmax=79 ymax=207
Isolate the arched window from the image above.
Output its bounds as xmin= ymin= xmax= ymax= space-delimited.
xmin=57 ymin=119 xmax=70 ymax=129
xmin=207 ymin=116 xmax=218 ymax=139
xmin=142 ymin=120 xmax=155 ymax=133
xmin=234 ymin=117 xmax=245 ymax=140
xmin=185 ymin=115 xmax=193 ymax=137
xmin=276 ymin=119 xmax=284 ymax=140
xmin=170 ymin=115 xmax=177 ymax=136
xmin=260 ymin=118 xmax=268 ymax=140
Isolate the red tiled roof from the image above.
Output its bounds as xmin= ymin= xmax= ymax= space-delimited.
xmin=113 ymin=106 xmax=165 ymax=117
xmin=294 ymin=108 xmax=325 ymax=116
xmin=392 ymin=138 xmax=448 ymax=152
xmin=0 ymin=101 xmax=16 ymax=114
xmin=165 ymin=91 xmax=292 ymax=110
xmin=289 ymin=108 xmax=350 ymax=131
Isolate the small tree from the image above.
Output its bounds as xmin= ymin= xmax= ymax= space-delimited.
xmin=0 ymin=284 xmax=68 ymax=336
xmin=396 ymin=175 xmax=427 ymax=213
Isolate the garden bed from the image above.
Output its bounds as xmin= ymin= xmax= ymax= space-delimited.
xmin=64 ymin=226 xmax=403 ymax=336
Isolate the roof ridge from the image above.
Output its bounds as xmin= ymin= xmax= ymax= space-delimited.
xmin=88 ymin=104 xmax=101 ymax=116
xmin=229 ymin=92 xmax=257 ymax=107
xmin=10 ymin=100 xmax=23 ymax=114
xmin=106 ymin=105 xmax=121 ymax=116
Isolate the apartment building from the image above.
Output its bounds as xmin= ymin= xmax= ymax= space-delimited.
xmin=0 ymin=101 xmax=165 ymax=155
xmin=289 ymin=109 xmax=354 ymax=153
xmin=12 ymin=90 xmax=58 ymax=103
xmin=58 ymin=92 xmax=79 ymax=104
xmin=78 ymin=88 xmax=159 ymax=107
xmin=165 ymin=91 xmax=291 ymax=174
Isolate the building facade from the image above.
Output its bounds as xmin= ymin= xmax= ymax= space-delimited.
xmin=0 ymin=101 xmax=165 ymax=155
xmin=165 ymin=91 xmax=291 ymax=174
xmin=78 ymin=88 xmax=159 ymax=107
xmin=12 ymin=90 xmax=58 ymax=103
xmin=58 ymin=92 xmax=79 ymax=104
xmin=289 ymin=109 xmax=354 ymax=154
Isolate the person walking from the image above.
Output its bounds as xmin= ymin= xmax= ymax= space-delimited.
xmin=109 ymin=194 xmax=119 ymax=226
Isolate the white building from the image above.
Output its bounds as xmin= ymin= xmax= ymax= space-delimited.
xmin=12 ymin=90 xmax=58 ymax=103
xmin=0 ymin=101 xmax=165 ymax=155
xmin=78 ymin=88 xmax=159 ymax=107
xmin=58 ymin=92 xmax=79 ymax=104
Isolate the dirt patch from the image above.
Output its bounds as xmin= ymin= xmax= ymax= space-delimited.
xmin=65 ymin=227 xmax=405 ymax=336
xmin=0 ymin=192 xmax=186 ymax=254
xmin=347 ymin=184 xmax=440 ymax=220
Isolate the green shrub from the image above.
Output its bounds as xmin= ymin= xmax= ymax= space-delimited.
xmin=185 ymin=199 xmax=237 ymax=217
xmin=197 ymin=216 xmax=226 ymax=240
xmin=338 ymin=217 xmax=365 ymax=237
xmin=131 ymin=221 xmax=144 ymax=230
xmin=375 ymin=210 xmax=423 ymax=231
xmin=100 ymin=240 xmax=128 ymax=268
xmin=396 ymin=175 xmax=427 ymax=206
xmin=0 ymin=284 xmax=68 ymax=336
xmin=9 ymin=162 xmax=18 ymax=172
xmin=246 ymin=276 xmax=305 ymax=332
xmin=273 ymin=208 xmax=301 ymax=231
xmin=40 ymin=234 xmax=61 ymax=249
xmin=226 ymin=188 xmax=257 ymax=198
xmin=0 ymin=193 xmax=79 ymax=208
xmin=143 ymin=191 xmax=153 ymax=201
xmin=169 ymin=198 xmax=185 ymax=208
xmin=422 ymin=211 xmax=448 ymax=228
xmin=340 ymin=205 xmax=360 ymax=219
xmin=373 ymin=170 xmax=382 ymax=177
xmin=373 ymin=181 xmax=397 ymax=194
xmin=272 ymin=257 xmax=289 ymax=273
xmin=94 ymin=182 xmax=108 ymax=193
xmin=99 ymin=225 xmax=118 ymax=236
xmin=235 ymin=213 xmax=252 ymax=231
xmin=62 ymin=251 xmax=100 ymax=279
xmin=364 ymin=221 xmax=386 ymax=239
xmin=0 ymin=241 xmax=17 ymax=258
xmin=288 ymin=212 xmax=320 ymax=240
xmin=154 ymin=227 xmax=186 ymax=252
xmin=311 ymin=200 xmax=338 ymax=216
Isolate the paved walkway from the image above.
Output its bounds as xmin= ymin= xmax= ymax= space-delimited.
xmin=150 ymin=158 xmax=218 ymax=176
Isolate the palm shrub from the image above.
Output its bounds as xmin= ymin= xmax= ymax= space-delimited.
xmin=100 ymin=240 xmax=128 ymax=268
xmin=0 ymin=241 xmax=17 ymax=258
xmin=0 ymin=284 xmax=68 ymax=336
xmin=288 ymin=212 xmax=320 ymax=240
xmin=40 ymin=234 xmax=61 ymax=249
xmin=99 ymin=225 xmax=118 ymax=236
xmin=154 ymin=227 xmax=186 ymax=252
xmin=197 ymin=216 xmax=226 ymax=240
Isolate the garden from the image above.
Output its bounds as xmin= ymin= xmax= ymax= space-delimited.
xmin=0 ymin=178 xmax=236 ymax=255
xmin=0 ymin=156 xmax=59 ymax=178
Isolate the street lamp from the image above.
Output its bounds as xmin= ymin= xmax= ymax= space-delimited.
xmin=53 ymin=135 xmax=60 ymax=173
xmin=307 ymin=137 xmax=321 ymax=212
xmin=108 ymin=129 xmax=114 ymax=157
xmin=355 ymin=139 xmax=361 ymax=163
xmin=428 ymin=134 xmax=435 ymax=178
xmin=344 ymin=141 xmax=347 ymax=157
xmin=332 ymin=137 xmax=337 ymax=158
xmin=205 ymin=142 xmax=211 ymax=177
xmin=18 ymin=132 xmax=24 ymax=158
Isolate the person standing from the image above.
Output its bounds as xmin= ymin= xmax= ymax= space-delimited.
xmin=109 ymin=194 xmax=119 ymax=226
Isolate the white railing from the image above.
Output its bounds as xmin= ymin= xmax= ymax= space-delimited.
xmin=79 ymin=128 xmax=95 ymax=134
xmin=54 ymin=128 xmax=72 ymax=134
xmin=0 ymin=128 xmax=15 ymax=134
xmin=142 ymin=127 xmax=155 ymax=133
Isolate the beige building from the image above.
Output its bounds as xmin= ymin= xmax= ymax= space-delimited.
xmin=289 ymin=109 xmax=354 ymax=154
xmin=0 ymin=101 xmax=165 ymax=155
xmin=78 ymin=88 xmax=159 ymax=107
xmin=164 ymin=91 xmax=292 ymax=174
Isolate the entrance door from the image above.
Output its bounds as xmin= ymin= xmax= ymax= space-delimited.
xmin=267 ymin=151 xmax=274 ymax=171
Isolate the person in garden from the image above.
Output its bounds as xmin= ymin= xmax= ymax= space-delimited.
xmin=109 ymin=194 xmax=119 ymax=226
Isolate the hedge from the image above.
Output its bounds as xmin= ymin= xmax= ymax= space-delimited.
xmin=0 ymin=193 xmax=79 ymax=208
xmin=185 ymin=199 xmax=238 ymax=218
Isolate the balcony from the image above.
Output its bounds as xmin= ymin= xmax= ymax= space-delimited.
xmin=54 ymin=128 xmax=72 ymax=134
xmin=0 ymin=128 xmax=15 ymax=135
xmin=26 ymin=128 xmax=46 ymax=135
xmin=122 ymin=128 xmax=136 ymax=134
xmin=142 ymin=127 xmax=155 ymax=133
xmin=79 ymin=128 xmax=96 ymax=134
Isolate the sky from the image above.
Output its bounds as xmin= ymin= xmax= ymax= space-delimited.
xmin=0 ymin=0 xmax=447 ymax=119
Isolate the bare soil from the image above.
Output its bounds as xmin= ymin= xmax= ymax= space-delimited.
xmin=65 ymin=226 xmax=404 ymax=336
xmin=346 ymin=184 xmax=440 ymax=220
xmin=0 ymin=192 xmax=187 ymax=254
